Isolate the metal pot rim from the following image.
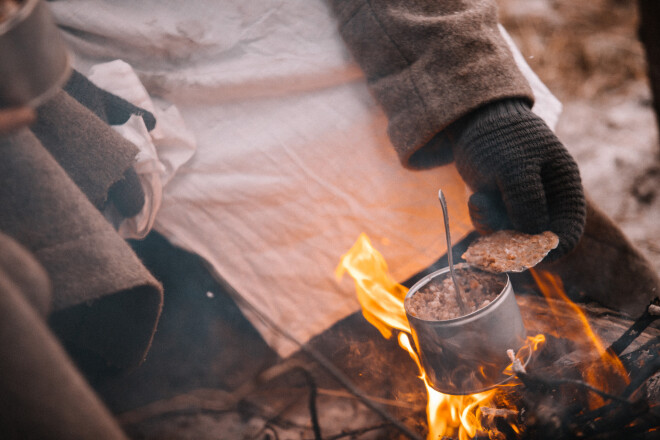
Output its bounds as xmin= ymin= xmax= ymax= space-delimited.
xmin=404 ymin=263 xmax=511 ymax=324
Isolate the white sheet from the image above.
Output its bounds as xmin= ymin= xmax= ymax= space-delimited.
xmin=51 ymin=0 xmax=560 ymax=356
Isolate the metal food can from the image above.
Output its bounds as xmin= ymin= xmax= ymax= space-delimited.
xmin=404 ymin=263 xmax=527 ymax=395
xmin=0 ymin=0 xmax=71 ymax=108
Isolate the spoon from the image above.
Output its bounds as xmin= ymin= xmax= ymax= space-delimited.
xmin=438 ymin=189 xmax=468 ymax=315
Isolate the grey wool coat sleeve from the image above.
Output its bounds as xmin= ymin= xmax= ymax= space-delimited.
xmin=327 ymin=0 xmax=535 ymax=168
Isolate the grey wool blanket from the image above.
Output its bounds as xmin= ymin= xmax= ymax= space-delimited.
xmin=30 ymin=90 xmax=141 ymax=210
xmin=0 ymin=92 xmax=163 ymax=370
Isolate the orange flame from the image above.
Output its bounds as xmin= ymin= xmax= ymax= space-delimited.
xmin=398 ymin=332 xmax=497 ymax=440
xmin=335 ymin=233 xmax=410 ymax=339
xmin=529 ymin=269 xmax=629 ymax=405
xmin=337 ymin=234 xmax=542 ymax=439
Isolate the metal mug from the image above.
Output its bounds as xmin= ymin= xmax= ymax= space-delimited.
xmin=404 ymin=263 xmax=527 ymax=395
xmin=0 ymin=0 xmax=71 ymax=108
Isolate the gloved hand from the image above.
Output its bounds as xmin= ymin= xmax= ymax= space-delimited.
xmin=449 ymin=99 xmax=586 ymax=260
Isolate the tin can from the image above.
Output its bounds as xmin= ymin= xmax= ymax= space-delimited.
xmin=404 ymin=263 xmax=527 ymax=395
xmin=0 ymin=0 xmax=71 ymax=108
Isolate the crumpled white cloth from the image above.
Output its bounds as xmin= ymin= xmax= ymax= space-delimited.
xmin=52 ymin=0 xmax=561 ymax=356
xmin=90 ymin=60 xmax=197 ymax=239
xmin=499 ymin=24 xmax=562 ymax=130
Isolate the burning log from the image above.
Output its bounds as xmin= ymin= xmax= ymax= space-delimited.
xmin=608 ymin=298 xmax=660 ymax=357
xmin=501 ymin=298 xmax=660 ymax=440
xmin=455 ymin=295 xmax=660 ymax=440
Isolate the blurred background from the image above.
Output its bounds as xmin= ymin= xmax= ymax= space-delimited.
xmin=500 ymin=0 xmax=660 ymax=272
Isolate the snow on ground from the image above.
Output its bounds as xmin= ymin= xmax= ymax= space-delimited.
xmin=557 ymin=87 xmax=660 ymax=273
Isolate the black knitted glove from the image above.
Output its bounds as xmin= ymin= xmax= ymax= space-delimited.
xmin=64 ymin=70 xmax=152 ymax=218
xmin=449 ymin=99 xmax=586 ymax=260
xmin=64 ymin=70 xmax=156 ymax=131
xmin=106 ymin=167 xmax=145 ymax=218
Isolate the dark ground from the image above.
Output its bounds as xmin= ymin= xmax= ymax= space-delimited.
xmin=91 ymin=231 xmax=429 ymax=439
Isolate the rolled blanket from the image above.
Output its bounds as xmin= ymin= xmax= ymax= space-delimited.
xmin=0 ymin=229 xmax=51 ymax=317
xmin=0 ymin=129 xmax=163 ymax=369
xmin=30 ymin=90 xmax=145 ymax=216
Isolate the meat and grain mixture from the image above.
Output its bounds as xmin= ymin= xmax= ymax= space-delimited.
xmin=405 ymin=267 xmax=506 ymax=321
xmin=462 ymin=230 xmax=559 ymax=273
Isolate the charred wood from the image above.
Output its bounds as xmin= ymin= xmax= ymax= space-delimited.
xmin=608 ymin=298 xmax=660 ymax=356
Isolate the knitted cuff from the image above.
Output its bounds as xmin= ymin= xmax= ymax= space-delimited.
xmin=449 ymin=98 xmax=533 ymax=141
xmin=450 ymin=98 xmax=586 ymax=259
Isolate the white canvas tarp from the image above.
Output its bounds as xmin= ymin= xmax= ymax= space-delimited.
xmin=51 ymin=0 xmax=560 ymax=356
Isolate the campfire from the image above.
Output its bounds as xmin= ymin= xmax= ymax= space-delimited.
xmin=337 ymin=233 xmax=660 ymax=439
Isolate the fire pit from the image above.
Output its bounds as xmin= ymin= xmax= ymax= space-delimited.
xmin=335 ymin=233 xmax=660 ymax=440
xmin=115 ymin=233 xmax=660 ymax=440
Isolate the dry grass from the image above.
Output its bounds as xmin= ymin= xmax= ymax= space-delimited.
xmin=498 ymin=0 xmax=648 ymax=100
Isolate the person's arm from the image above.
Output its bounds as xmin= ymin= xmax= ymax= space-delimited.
xmin=328 ymin=0 xmax=585 ymax=259
xmin=327 ymin=0 xmax=534 ymax=166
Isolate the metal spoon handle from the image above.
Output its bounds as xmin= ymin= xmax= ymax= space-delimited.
xmin=438 ymin=189 xmax=468 ymax=315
